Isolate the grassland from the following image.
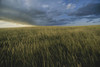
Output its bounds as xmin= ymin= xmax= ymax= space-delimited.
xmin=0 ymin=25 xmax=100 ymax=67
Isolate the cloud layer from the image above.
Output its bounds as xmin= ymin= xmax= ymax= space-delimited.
xmin=69 ymin=3 xmax=100 ymax=16
xmin=0 ymin=0 xmax=100 ymax=26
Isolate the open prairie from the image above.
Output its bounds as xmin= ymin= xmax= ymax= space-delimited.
xmin=0 ymin=25 xmax=100 ymax=67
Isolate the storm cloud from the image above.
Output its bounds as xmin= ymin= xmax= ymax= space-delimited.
xmin=0 ymin=0 xmax=100 ymax=26
xmin=69 ymin=3 xmax=100 ymax=16
xmin=0 ymin=0 xmax=66 ymax=25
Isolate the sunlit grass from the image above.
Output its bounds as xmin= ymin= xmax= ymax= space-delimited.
xmin=0 ymin=25 xmax=100 ymax=67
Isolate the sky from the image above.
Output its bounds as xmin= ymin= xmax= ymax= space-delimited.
xmin=0 ymin=0 xmax=100 ymax=27
xmin=0 ymin=20 xmax=32 ymax=28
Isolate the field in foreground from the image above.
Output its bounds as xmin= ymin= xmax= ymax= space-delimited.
xmin=0 ymin=25 xmax=100 ymax=67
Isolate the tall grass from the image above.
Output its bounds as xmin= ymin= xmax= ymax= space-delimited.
xmin=0 ymin=25 xmax=100 ymax=67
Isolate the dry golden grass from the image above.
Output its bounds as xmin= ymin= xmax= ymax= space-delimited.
xmin=0 ymin=25 xmax=100 ymax=67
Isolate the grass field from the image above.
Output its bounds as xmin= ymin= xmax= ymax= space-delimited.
xmin=0 ymin=25 xmax=100 ymax=67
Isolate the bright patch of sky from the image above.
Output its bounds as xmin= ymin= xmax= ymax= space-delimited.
xmin=66 ymin=3 xmax=76 ymax=9
xmin=0 ymin=20 xmax=32 ymax=28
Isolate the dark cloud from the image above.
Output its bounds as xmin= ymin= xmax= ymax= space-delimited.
xmin=0 ymin=0 xmax=68 ymax=26
xmin=0 ymin=5 xmax=50 ymax=25
xmin=0 ymin=0 xmax=100 ymax=26
xmin=0 ymin=6 xmax=66 ymax=26
xmin=69 ymin=3 xmax=100 ymax=16
xmin=0 ymin=8 xmax=33 ymax=24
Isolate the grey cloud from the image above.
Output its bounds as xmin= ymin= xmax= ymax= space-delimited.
xmin=1 ymin=0 xmax=99 ymax=26
xmin=0 ymin=6 xmax=42 ymax=25
xmin=0 ymin=4 xmax=53 ymax=25
xmin=0 ymin=7 xmax=59 ymax=25
xmin=0 ymin=0 xmax=64 ymax=25
xmin=69 ymin=3 xmax=100 ymax=16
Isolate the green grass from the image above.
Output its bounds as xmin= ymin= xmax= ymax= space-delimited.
xmin=0 ymin=25 xmax=100 ymax=67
